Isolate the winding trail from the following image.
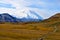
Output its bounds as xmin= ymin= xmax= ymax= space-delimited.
xmin=38 ymin=26 xmax=58 ymax=40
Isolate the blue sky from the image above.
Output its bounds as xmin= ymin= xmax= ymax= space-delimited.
xmin=0 ymin=0 xmax=60 ymax=19
xmin=0 ymin=3 xmax=15 ymax=9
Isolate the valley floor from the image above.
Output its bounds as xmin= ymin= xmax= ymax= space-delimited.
xmin=0 ymin=22 xmax=60 ymax=40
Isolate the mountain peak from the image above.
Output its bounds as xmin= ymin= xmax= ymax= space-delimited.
xmin=19 ymin=8 xmax=43 ymax=19
xmin=2 ymin=13 xmax=9 ymax=15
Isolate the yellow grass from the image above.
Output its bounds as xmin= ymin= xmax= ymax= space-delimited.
xmin=0 ymin=22 xmax=54 ymax=40
xmin=0 ymin=13 xmax=60 ymax=40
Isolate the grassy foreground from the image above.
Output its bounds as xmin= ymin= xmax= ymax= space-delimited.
xmin=0 ymin=13 xmax=60 ymax=40
xmin=0 ymin=22 xmax=54 ymax=40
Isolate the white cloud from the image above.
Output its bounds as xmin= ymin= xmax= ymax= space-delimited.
xmin=0 ymin=8 xmax=15 ymax=14
xmin=0 ymin=0 xmax=60 ymax=19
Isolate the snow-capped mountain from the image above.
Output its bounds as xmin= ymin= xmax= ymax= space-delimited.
xmin=13 ymin=8 xmax=43 ymax=20
xmin=0 ymin=13 xmax=43 ymax=22
xmin=19 ymin=9 xmax=43 ymax=22
xmin=0 ymin=7 xmax=44 ymax=21
xmin=0 ymin=8 xmax=44 ymax=22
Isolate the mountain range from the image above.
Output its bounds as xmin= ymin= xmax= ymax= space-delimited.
xmin=0 ymin=13 xmax=43 ymax=23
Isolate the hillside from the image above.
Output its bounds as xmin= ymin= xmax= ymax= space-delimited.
xmin=0 ymin=13 xmax=60 ymax=40
xmin=43 ymin=13 xmax=60 ymax=40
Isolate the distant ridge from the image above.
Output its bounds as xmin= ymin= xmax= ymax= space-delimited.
xmin=0 ymin=13 xmax=43 ymax=23
xmin=0 ymin=13 xmax=20 ymax=23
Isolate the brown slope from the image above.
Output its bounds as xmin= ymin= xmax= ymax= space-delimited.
xmin=49 ymin=13 xmax=60 ymax=21
xmin=43 ymin=13 xmax=60 ymax=40
xmin=41 ymin=13 xmax=60 ymax=25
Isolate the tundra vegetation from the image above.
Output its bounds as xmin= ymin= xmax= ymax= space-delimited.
xmin=0 ymin=13 xmax=60 ymax=40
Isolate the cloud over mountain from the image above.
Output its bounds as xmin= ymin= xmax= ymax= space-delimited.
xmin=0 ymin=0 xmax=60 ymax=19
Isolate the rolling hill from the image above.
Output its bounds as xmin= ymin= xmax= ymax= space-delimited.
xmin=43 ymin=13 xmax=60 ymax=40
